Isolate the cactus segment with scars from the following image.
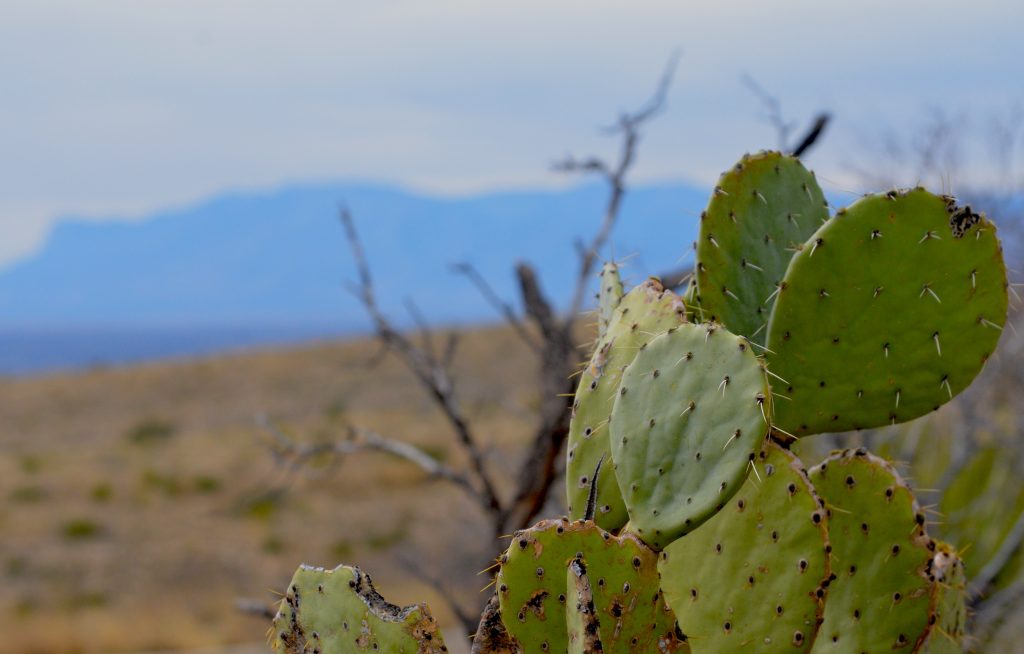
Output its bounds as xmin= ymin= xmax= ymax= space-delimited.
xmin=495 ymin=518 xmax=687 ymax=654
xmin=808 ymin=449 xmax=937 ymax=653
xmin=609 ymin=321 xmax=771 ymax=550
xmin=766 ymin=188 xmax=1008 ymax=436
xmin=694 ymin=151 xmax=829 ymax=344
xmin=566 ymin=555 xmax=604 ymax=654
xmin=271 ymin=564 xmax=448 ymax=654
xmin=567 ymin=279 xmax=688 ymax=529
xmin=659 ymin=441 xmax=831 ymax=653
xmin=597 ymin=262 xmax=625 ymax=341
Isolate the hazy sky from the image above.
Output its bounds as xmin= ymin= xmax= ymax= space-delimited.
xmin=2 ymin=0 xmax=1022 ymax=265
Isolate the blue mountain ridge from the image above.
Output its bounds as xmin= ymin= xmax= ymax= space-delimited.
xmin=0 ymin=181 xmax=711 ymax=373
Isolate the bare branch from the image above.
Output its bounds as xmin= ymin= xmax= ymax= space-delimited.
xmin=559 ymin=52 xmax=680 ymax=320
xmin=236 ymin=598 xmax=277 ymax=620
xmin=741 ymin=75 xmax=830 ymax=158
xmin=396 ymin=552 xmax=478 ymax=635
xmin=516 ymin=263 xmax=559 ymax=339
xmin=615 ymin=48 xmax=680 ymax=131
xmin=741 ymin=74 xmax=795 ymax=151
xmin=791 ymin=113 xmax=831 ymax=158
xmin=441 ymin=331 xmax=460 ymax=370
xmin=452 ymin=262 xmax=542 ymax=352
xmin=403 ymin=297 xmax=438 ymax=362
xmin=339 ymin=209 xmax=503 ymax=517
xmin=258 ymin=417 xmax=485 ymax=512
xmin=352 ymin=426 xmax=480 ymax=498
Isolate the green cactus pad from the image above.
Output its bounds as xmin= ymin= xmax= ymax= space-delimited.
xmin=610 ymin=321 xmax=771 ymax=549
xmin=597 ymin=262 xmax=625 ymax=342
xmin=766 ymin=188 xmax=1008 ymax=436
xmin=496 ymin=518 xmax=687 ymax=654
xmin=659 ymin=441 xmax=831 ymax=652
xmin=566 ymin=555 xmax=605 ymax=654
xmin=809 ymin=449 xmax=936 ymax=653
xmin=921 ymin=543 xmax=967 ymax=653
xmin=271 ymin=564 xmax=448 ymax=654
xmin=695 ymin=151 xmax=828 ymax=344
xmin=567 ymin=279 xmax=688 ymax=529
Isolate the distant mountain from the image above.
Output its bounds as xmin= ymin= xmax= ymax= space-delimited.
xmin=0 ymin=181 xmax=709 ymax=373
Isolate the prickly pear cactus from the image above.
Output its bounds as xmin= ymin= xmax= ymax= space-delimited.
xmin=271 ymin=152 xmax=1009 ymax=654
xmin=610 ymin=321 xmax=770 ymax=549
xmin=695 ymin=151 xmax=829 ymax=344
xmin=271 ymin=564 xmax=448 ymax=654
xmin=597 ymin=262 xmax=625 ymax=341
xmin=495 ymin=518 xmax=687 ymax=654
xmin=659 ymin=441 xmax=831 ymax=652
xmin=808 ymin=449 xmax=937 ymax=653
xmin=567 ymin=279 xmax=688 ymax=529
xmin=766 ymin=189 xmax=1008 ymax=436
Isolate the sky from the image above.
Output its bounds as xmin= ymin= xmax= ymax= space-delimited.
xmin=2 ymin=0 xmax=1022 ymax=266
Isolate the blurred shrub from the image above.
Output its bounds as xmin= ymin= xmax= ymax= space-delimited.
xmin=61 ymin=518 xmax=102 ymax=541
xmin=125 ymin=417 xmax=176 ymax=445
xmin=9 ymin=485 xmax=48 ymax=503
xmin=90 ymin=482 xmax=113 ymax=503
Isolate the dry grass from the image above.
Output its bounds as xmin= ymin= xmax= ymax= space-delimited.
xmin=0 ymin=324 xmax=547 ymax=653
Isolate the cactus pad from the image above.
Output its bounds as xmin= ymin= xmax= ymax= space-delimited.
xmin=567 ymin=279 xmax=688 ymax=529
xmin=610 ymin=321 xmax=771 ymax=549
xmin=766 ymin=189 xmax=1008 ymax=436
xmin=597 ymin=262 xmax=625 ymax=341
xmin=809 ymin=449 xmax=936 ymax=653
xmin=271 ymin=563 xmax=448 ymax=654
xmin=659 ymin=441 xmax=831 ymax=652
xmin=496 ymin=518 xmax=687 ymax=654
xmin=695 ymin=151 xmax=828 ymax=343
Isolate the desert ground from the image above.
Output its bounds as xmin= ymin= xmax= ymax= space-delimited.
xmin=0 ymin=324 xmax=547 ymax=653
